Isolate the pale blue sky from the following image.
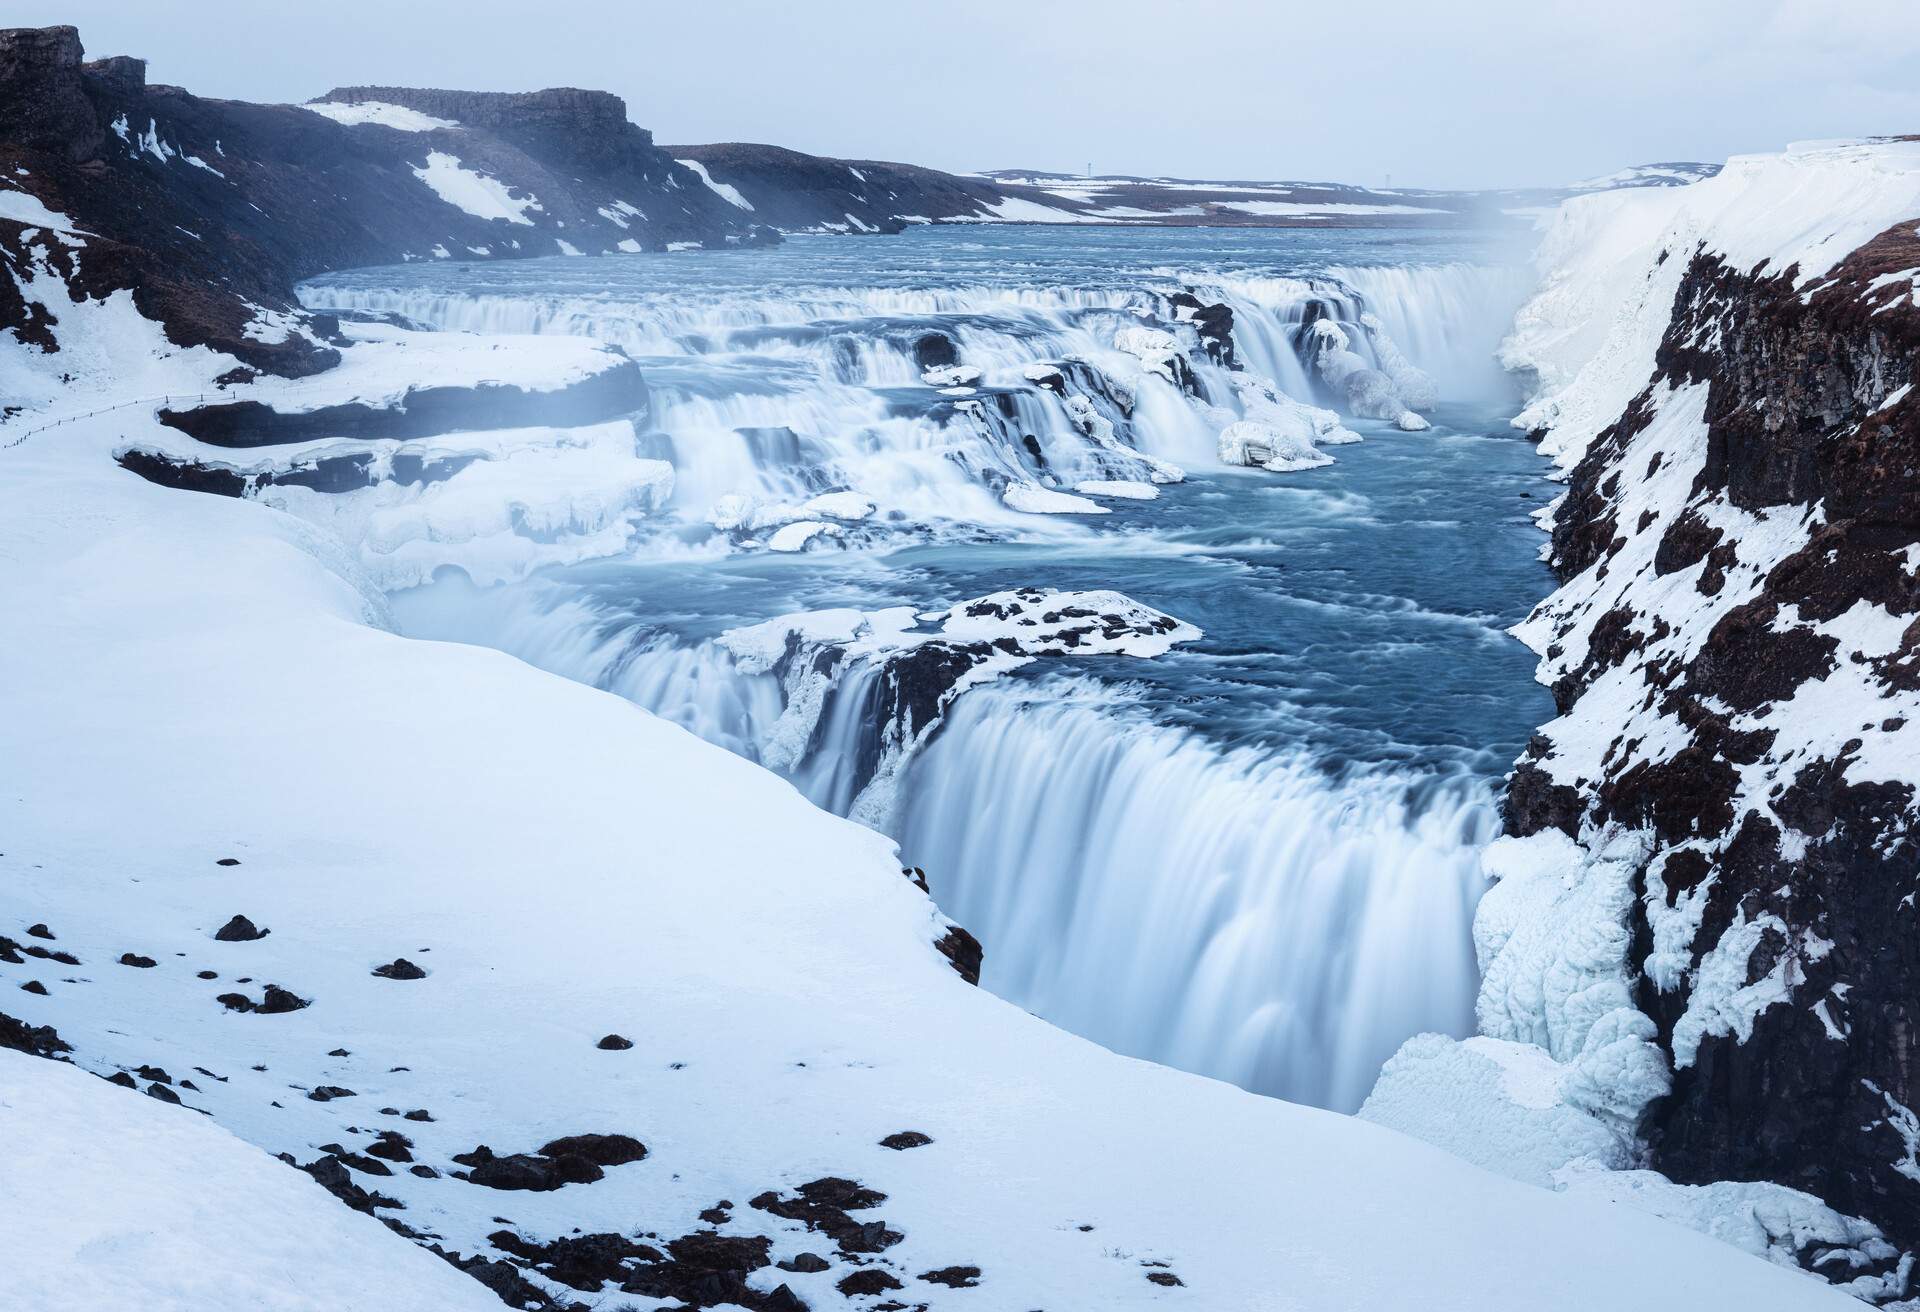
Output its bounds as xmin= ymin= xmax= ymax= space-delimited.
xmin=21 ymin=0 xmax=1920 ymax=189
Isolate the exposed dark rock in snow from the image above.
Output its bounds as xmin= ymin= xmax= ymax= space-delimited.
xmin=218 ymin=984 xmax=309 ymax=1014
xmin=213 ymin=914 xmax=268 ymax=941
xmin=879 ymin=1131 xmax=932 ymax=1151
xmin=118 ymin=952 xmax=156 ymax=968
xmin=836 ymin=1268 xmax=902 ymax=1296
xmin=26 ymin=923 xmax=54 ymax=939
xmin=0 ymin=1010 xmax=70 ymax=1058
xmin=452 ymin=1133 xmax=647 ymax=1192
xmin=372 ymin=958 xmax=427 ymax=980
xmin=920 ymin=1265 xmax=981 ymax=1287
xmin=595 ymin=1033 xmax=633 ymax=1050
xmin=1168 ymin=292 xmax=1238 ymax=369
xmin=750 ymin=1177 xmax=902 ymax=1257
xmin=935 ymin=926 xmax=984 ymax=986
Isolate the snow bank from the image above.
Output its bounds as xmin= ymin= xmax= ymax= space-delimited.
xmin=1504 ymin=138 xmax=1920 ymax=469
xmin=409 ymin=151 xmax=541 ymax=226
xmin=1004 ymin=482 xmax=1107 ymax=514
xmin=255 ymin=421 xmax=674 ymax=589
xmin=303 ymin=100 xmax=460 ymax=132
xmin=1 ymin=1049 xmax=502 ymax=1312
xmin=237 ymin=319 xmax=628 ymax=413
xmin=676 ymin=158 xmax=755 ymax=211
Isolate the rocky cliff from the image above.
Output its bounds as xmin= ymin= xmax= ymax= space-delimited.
xmin=1513 ymin=153 xmax=1920 ymax=1248
xmin=1366 ymin=140 xmax=1920 ymax=1299
xmin=0 ymin=26 xmax=770 ymax=378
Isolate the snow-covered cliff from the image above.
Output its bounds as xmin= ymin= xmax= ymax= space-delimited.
xmin=1367 ymin=138 xmax=1920 ymax=1300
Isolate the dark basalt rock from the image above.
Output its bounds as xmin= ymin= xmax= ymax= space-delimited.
xmin=934 ymin=924 xmax=984 ymax=986
xmin=453 ymin=1133 xmax=646 ymax=1191
xmin=778 ymin=1252 xmax=830 ymax=1273
xmin=213 ymin=914 xmax=268 ymax=941
xmin=879 ymin=1131 xmax=932 ymax=1151
xmin=920 ymin=1265 xmax=981 ymax=1287
xmin=1168 ymin=291 xmax=1238 ymax=369
xmin=308 ymin=1085 xmax=356 ymax=1102
xmin=25 ymin=923 xmax=53 ymax=940
xmin=490 ymin=1228 xmax=664 ymax=1293
xmin=835 ymin=1269 xmax=902 ymax=1296
xmin=218 ymin=984 xmax=308 ymax=1013
xmin=118 ymin=952 xmax=156 ymax=968
xmin=365 ymin=1131 xmax=414 ymax=1163
xmin=595 ymin=1033 xmax=633 ymax=1050
xmin=297 ymin=1152 xmax=403 ymax=1214
xmin=750 ymin=1177 xmax=902 ymax=1256
xmin=1145 ymin=1269 xmax=1185 ymax=1287
xmin=0 ymin=1010 xmax=70 ymax=1059
xmin=912 ymin=331 xmax=959 ymax=372
xmin=434 ymin=1247 xmax=579 ymax=1312
xmin=19 ymin=980 xmax=47 ymax=996
xmin=371 ymin=958 xmax=427 ymax=980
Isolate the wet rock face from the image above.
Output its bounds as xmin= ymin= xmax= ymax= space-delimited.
xmin=1515 ymin=223 xmax=1920 ymax=1249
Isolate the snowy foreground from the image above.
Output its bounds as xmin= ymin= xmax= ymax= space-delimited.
xmin=0 ymin=258 xmax=1860 ymax=1312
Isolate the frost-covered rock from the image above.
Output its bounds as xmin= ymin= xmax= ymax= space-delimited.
xmin=1218 ymin=420 xmax=1333 ymax=473
xmin=1305 ymin=318 xmax=1429 ymax=428
xmin=1359 ymin=311 xmax=1438 ymax=411
xmin=921 ymin=363 xmax=982 ymax=388
xmin=766 ymin=519 xmax=841 ymax=552
xmin=1004 ymin=482 xmax=1108 ymax=514
xmin=1073 ymin=479 xmax=1159 ymax=500
xmin=716 ymin=588 xmax=1199 ymax=826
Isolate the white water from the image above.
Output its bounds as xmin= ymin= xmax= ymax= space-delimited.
xmin=900 ymin=681 xmax=1492 ymax=1112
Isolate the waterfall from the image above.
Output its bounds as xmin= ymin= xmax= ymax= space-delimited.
xmin=349 ymin=235 xmax=1540 ymax=1114
xmin=898 ymin=679 xmax=1494 ymax=1113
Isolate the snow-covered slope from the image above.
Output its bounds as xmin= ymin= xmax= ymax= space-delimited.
xmin=2 ymin=1048 xmax=507 ymax=1312
xmin=1367 ymin=137 xmax=1920 ymax=1298
xmin=0 ymin=157 xmax=1859 ymax=1312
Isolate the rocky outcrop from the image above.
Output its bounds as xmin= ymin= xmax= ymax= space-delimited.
xmin=1510 ymin=196 xmax=1920 ymax=1259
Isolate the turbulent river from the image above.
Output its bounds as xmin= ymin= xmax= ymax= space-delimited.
xmin=302 ymin=224 xmax=1555 ymax=1113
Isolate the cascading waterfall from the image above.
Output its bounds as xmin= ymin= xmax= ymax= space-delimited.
xmin=339 ymin=230 xmax=1546 ymax=1113
xmin=898 ymin=680 xmax=1493 ymax=1113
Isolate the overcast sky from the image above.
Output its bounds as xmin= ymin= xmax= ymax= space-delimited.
xmin=23 ymin=0 xmax=1920 ymax=189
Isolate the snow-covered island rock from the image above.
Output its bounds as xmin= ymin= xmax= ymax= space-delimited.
xmin=716 ymin=588 xmax=1200 ymax=825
